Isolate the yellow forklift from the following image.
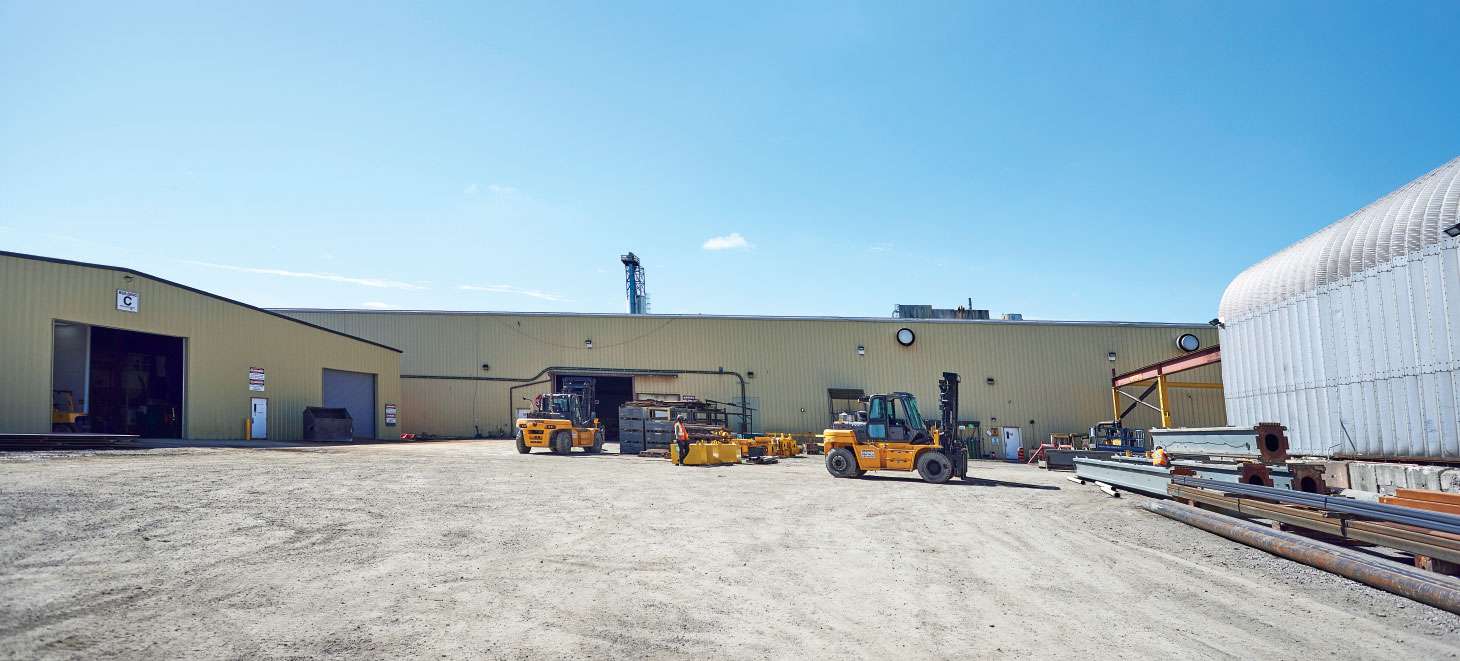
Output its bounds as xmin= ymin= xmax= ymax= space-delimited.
xmin=821 ymin=372 xmax=970 ymax=484
xmin=515 ymin=392 xmax=604 ymax=455
xmin=51 ymin=390 xmax=90 ymax=433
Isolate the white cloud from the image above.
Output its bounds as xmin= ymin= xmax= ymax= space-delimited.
xmin=463 ymin=183 xmax=479 ymax=196
xmin=362 ymin=301 xmax=401 ymax=309
xmin=488 ymin=184 xmax=517 ymax=195
xmin=867 ymin=242 xmax=893 ymax=253
xmin=185 ymin=260 xmax=428 ymax=290
xmin=458 ymin=283 xmax=566 ymax=301
xmin=702 ymin=232 xmax=752 ymax=251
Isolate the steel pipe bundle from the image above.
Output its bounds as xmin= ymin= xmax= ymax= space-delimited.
xmin=1145 ymin=500 xmax=1460 ymax=615
xmin=1172 ymin=476 xmax=1460 ymax=536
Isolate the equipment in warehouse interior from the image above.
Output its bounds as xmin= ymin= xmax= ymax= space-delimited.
xmin=515 ymin=392 xmax=604 ymax=455
xmin=821 ymin=372 xmax=971 ymax=484
xmin=50 ymin=390 xmax=89 ymax=433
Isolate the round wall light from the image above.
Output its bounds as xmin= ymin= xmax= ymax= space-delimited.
xmin=1176 ymin=333 xmax=1200 ymax=352
xmin=895 ymin=327 xmax=916 ymax=346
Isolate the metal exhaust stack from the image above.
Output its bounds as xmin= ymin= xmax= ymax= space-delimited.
xmin=1145 ymin=500 xmax=1460 ymax=615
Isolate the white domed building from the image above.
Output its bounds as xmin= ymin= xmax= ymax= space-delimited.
xmin=1218 ymin=157 xmax=1460 ymax=461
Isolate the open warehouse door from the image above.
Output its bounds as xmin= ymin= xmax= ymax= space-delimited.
xmin=555 ymin=374 xmax=633 ymax=441
xmin=51 ymin=322 xmax=184 ymax=438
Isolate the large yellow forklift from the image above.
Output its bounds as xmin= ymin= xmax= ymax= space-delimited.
xmin=515 ymin=392 xmax=604 ymax=455
xmin=821 ymin=372 xmax=970 ymax=484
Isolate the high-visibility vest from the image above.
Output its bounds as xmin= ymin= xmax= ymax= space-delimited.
xmin=1152 ymin=448 xmax=1169 ymax=467
xmin=675 ymin=421 xmax=689 ymax=441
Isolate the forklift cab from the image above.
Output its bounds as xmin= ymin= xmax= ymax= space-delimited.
xmin=536 ymin=393 xmax=591 ymax=427
xmin=866 ymin=392 xmax=931 ymax=444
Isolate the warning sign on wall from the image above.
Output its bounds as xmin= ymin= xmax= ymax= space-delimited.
xmin=384 ymin=403 xmax=398 ymax=426
xmin=248 ymin=367 xmax=265 ymax=392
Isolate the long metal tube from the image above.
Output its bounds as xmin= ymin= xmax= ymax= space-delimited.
xmin=1145 ymin=500 xmax=1460 ymax=615
xmin=1177 ymin=476 xmax=1460 ymax=532
xmin=1173 ymin=476 xmax=1460 ymax=535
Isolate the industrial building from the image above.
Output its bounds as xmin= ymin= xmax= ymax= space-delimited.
xmin=277 ymin=309 xmax=1225 ymax=450
xmin=0 ymin=251 xmax=403 ymax=441
xmin=1219 ymin=156 xmax=1460 ymax=462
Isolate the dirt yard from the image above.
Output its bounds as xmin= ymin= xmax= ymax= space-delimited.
xmin=1 ymin=440 xmax=1456 ymax=659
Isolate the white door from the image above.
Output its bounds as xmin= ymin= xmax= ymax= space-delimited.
xmin=250 ymin=398 xmax=268 ymax=439
xmin=1003 ymin=427 xmax=1022 ymax=460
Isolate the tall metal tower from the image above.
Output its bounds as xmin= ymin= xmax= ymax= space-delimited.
xmin=621 ymin=252 xmax=648 ymax=314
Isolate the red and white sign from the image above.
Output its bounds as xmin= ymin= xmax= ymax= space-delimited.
xmin=248 ymin=367 xmax=265 ymax=392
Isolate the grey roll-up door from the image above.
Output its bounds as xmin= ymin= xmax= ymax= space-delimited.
xmin=322 ymin=369 xmax=376 ymax=439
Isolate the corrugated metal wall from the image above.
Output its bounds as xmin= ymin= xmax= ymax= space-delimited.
xmin=1221 ymin=241 xmax=1460 ymax=459
xmin=0 ymin=254 xmax=403 ymax=440
xmin=282 ymin=310 xmax=1225 ymax=445
xmin=1218 ymin=157 xmax=1460 ymax=460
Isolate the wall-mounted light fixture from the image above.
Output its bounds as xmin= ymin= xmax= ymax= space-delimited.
xmin=856 ymin=345 xmax=866 ymax=356
xmin=1107 ymin=352 xmax=1117 ymax=362
xmin=985 ymin=377 xmax=995 ymax=386
xmin=481 ymin=363 xmax=490 ymax=371
xmin=747 ymin=371 xmax=755 ymax=379
xmin=1446 ymin=222 xmax=1460 ymax=238
xmin=584 ymin=339 xmax=593 ymax=349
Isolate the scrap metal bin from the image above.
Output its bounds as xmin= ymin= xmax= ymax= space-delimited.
xmin=303 ymin=407 xmax=354 ymax=442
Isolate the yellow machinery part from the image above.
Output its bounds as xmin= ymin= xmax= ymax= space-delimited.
xmin=670 ymin=441 xmax=741 ymax=466
xmin=736 ymin=433 xmax=803 ymax=459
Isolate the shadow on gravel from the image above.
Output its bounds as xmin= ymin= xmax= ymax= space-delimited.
xmin=857 ymin=474 xmax=1061 ymax=490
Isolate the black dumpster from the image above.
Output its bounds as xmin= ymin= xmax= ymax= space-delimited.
xmin=303 ymin=407 xmax=353 ymax=442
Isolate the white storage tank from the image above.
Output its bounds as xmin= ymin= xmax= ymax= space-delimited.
xmin=1217 ymin=157 xmax=1460 ymax=461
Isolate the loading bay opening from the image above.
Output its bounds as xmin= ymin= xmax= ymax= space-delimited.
xmin=51 ymin=321 xmax=184 ymax=438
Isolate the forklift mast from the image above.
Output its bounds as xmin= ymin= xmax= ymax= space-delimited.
xmin=937 ymin=372 xmax=968 ymax=476
xmin=560 ymin=376 xmax=597 ymax=420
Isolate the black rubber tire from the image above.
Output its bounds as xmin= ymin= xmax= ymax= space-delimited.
xmin=551 ymin=430 xmax=572 ymax=455
xmin=515 ymin=429 xmax=531 ymax=454
xmin=917 ymin=451 xmax=954 ymax=484
xmin=586 ymin=430 xmax=604 ymax=454
xmin=825 ymin=448 xmax=858 ymax=478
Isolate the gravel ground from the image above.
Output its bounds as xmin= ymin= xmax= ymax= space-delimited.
xmin=1 ymin=440 xmax=1456 ymax=659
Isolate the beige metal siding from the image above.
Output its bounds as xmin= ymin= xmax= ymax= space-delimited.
xmin=0 ymin=255 xmax=402 ymax=440
xmin=283 ymin=311 xmax=1224 ymax=445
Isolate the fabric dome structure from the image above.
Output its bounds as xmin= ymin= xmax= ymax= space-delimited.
xmin=1218 ymin=157 xmax=1460 ymax=460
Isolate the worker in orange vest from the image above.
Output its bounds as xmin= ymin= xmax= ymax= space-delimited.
xmin=1151 ymin=445 xmax=1170 ymax=467
xmin=674 ymin=414 xmax=691 ymax=465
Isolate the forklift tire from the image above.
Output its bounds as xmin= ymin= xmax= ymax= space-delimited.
xmin=917 ymin=451 xmax=955 ymax=484
xmin=586 ymin=430 xmax=604 ymax=454
xmin=825 ymin=448 xmax=859 ymax=478
xmin=515 ymin=430 xmax=531 ymax=454
xmin=551 ymin=430 xmax=573 ymax=455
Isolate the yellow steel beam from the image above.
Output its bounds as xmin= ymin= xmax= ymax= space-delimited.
xmin=1156 ymin=375 xmax=1172 ymax=429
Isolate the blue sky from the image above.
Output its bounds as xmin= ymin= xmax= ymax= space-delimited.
xmin=2 ymin=1 xmax=1457 ymax=321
